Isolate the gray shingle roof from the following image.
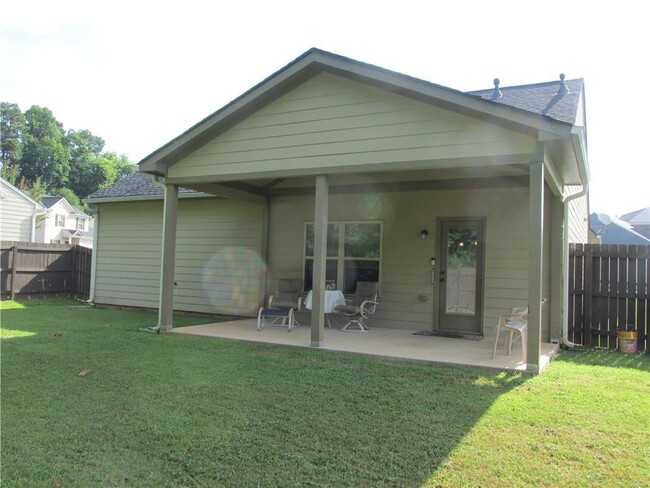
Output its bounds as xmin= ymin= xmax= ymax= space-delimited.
xmin=41 ymin=196 xmax=64 ymax=208
xmin=467 ymin=78 xmax=584 ymax=125
xmin=86 ymin=172 xmax=197 ymax=200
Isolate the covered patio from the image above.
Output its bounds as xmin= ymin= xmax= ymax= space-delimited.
xmin=107 ymin=49 xmax=591 ymax=374
xmin=171 ymin=319 xmax=559 ymax=371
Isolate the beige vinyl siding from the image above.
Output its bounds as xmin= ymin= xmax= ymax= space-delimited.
xmin=0 ymin=182 xmax=35 ymax=241
xmin=168 ymin=72 xmax=537 ymax=180
xmin=567 ymin=191 xmax=589 ymax=243
xmin=268 ymin=186 xmax=552 ymax=339
xmin=94 ymin=198 xmax=264 ymax=315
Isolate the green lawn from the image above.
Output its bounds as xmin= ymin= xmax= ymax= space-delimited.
xmin=1 ymin=299 xmax=648 ymax=487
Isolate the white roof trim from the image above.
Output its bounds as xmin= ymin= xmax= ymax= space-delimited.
xmin=0 ymin=177 xmax=45 ymax=208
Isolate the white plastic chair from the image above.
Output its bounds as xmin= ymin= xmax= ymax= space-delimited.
xmin=492 ymin=307 xmax=528 ymax=362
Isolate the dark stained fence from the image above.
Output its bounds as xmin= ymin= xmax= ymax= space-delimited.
xmin=568 ymin=244 xmax=649 ymax=353
xmin=0 ymin=241 xmax=92 ymax=300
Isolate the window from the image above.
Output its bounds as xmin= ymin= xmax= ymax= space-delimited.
xmin=55 ymin=214 xmax=65 ymax=227
xmin=303 ymin=222 xmax=381 ymax=293
xmin=76 ymin=217 xmax=85 ymax=230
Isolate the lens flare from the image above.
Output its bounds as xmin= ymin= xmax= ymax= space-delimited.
xmin=202 ymin=247 xmax=266 ymax=315
xmin=358 ymin=194 xmax=383 ymax=219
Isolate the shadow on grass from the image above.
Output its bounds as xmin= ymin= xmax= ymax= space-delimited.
xmin=555 ymin=347 xmax=650 ymax=372
xmin=1 ymin=299 xmax=530 ymax=487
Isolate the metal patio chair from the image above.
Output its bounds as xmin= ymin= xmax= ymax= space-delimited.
xmin=335 ymin=281 xmax=379 ymax=332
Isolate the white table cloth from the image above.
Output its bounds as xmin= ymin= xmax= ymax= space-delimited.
xmin=304 ymin=289 xmax=345 ymax=313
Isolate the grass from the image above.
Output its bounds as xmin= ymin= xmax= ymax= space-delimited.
xmin=1 ymin=299 xmax=648 ymax=487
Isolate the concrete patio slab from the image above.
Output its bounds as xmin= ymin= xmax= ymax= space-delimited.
xmin=170 ymin=319 xmax=559 ymax=372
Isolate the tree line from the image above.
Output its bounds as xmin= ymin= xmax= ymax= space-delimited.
xmin=0 ymin=102 xmax=135 ymax=209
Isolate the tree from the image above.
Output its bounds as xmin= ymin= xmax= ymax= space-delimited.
xmin=65 ymin=129 xmax=105 ymax=198
xmin=55 ymin=187 xmax=83 ymax=211
xmin=96 ymin=151 xmax=135 ymax=188
xmin=21 ymin=105 xmax=70 ymax=191
xmin=18 ymin=176 xmax=48 ymax=202
xmin=0 ymin=102 xmax=25 ymax=169
xmin=0 ymin=162 xmax=21 ymax=185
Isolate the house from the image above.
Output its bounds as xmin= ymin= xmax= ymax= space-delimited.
xmin=37 ymin=196 xmax=94 ymax=248
xmin=86 ymin=48 xmax=590 ymax=372
xmin=619 ymin=208 xmax=650 ymax=240
xmin=0 ymin=177 xmax=47 ymax=242
xmin=590 ymin=212 xmax=650 ymax=245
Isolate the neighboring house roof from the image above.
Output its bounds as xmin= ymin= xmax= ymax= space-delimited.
xmin=62 ymin=229 xmax=93 ymax=238
xmin=0 ymin=177 xmax=45 ymax=208
xmin=86 ymin=172 xmax=197 ymax=201
xmin=619 ymin=207 xmax=650 ymax=239
xmin=41 ymin=196 xmax=64 ymax=209
xmin=41 ymin=195 xmax=91 ymax=218
xmin=590 ymin=213 xmax=650 ymax=245
xmin=620 ymin=207 xmax=650 ymax=224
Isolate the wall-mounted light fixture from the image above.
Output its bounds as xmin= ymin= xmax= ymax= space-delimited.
xmin=420 ymin=229 xmax=429 ymax=239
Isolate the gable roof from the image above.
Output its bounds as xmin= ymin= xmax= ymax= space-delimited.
xmin=86 ymin=172 xmax=198 ymax=202
xmin=41 ymin=195 xmax=91 ymax=218
xmin=41 ymin=196 xmax=64 ymax=209
xmin=590 ymin=213 xmax=650 ymax=245
xmin=0 ymin=177 xmax=44 ymax=208
xmin=620 ymin=208 xmax=650 ymax=225
xmin=139 ymin=48 xmax=585 ymax=176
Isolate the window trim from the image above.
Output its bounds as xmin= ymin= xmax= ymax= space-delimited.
xmin=55 ymin=214 xmax=65 ymax=227
xmin=303 ymin=220 xmax=383 ymax=292
xmin=76 ymin=217 xmax=84 ymax=230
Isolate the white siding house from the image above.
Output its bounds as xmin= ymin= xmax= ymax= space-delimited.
xmin=0 ymin=177 xmax=46 ymax=242
xmin=37 ymin=196 xmax=94 ymax=248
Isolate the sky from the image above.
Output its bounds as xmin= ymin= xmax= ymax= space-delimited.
xmin=1 ymin=0 xmax=648 ymax=217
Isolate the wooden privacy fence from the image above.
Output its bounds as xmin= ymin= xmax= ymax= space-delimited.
xmin=0 ymin=241 xmax=92 ymax=300
xmin=568 ymin=244 xmax=649 ymax=353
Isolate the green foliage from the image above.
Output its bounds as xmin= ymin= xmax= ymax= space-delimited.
xmin=21 ymin=106 xmax=71 ymax=191
xmin=0 ymin=101 xmax=135 ymax=202
xmin=2 ymin=300 xmax=648 ymax=487
xmin=447 ymin=228 xmax=479 ymax=269
xmin=0 ymin=102 xmax=25 ymax=168
xmin=66 ymin=129 xmax=105 ymax=198
xmin=0 ymin=162 xmax=21 ymax=185
xmin=95 ymin=151 xmax=135 ymax=189
xmin=54 ymin=188 xmax=83 ymax=211
xmin=18 ymin=176 xmax=48 ymax=202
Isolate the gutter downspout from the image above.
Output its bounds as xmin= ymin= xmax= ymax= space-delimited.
xmin=84 ymin=202 xmax=98 ymax=303
xmin=560 ymin=127 xmax=590 ymax=348
xmin=31 ymin=205 xmax=48 ymax=242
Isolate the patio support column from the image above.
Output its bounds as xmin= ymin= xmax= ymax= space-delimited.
xmin=158 ymin=182 xmax=178 ymax=330
xmin=311 ymin=175 xmax=328 ymax=347
xmin=527 ymin=161 xmax=544 ymax=372
xmin=550 ymin=194 xmax=565 ymax=342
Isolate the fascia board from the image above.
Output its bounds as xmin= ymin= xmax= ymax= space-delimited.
xmin=82 ymin=192 xmax=212 ymax=204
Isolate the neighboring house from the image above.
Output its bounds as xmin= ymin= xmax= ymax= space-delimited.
xmin=619 ymin=207 xmax=650 ymax=239
xmin=590 ymin=213 xmax=650 ymax=245
xmin=0 ymin=177 xmax=47 ymax=242
xmin=37 ymin=196 xmax=94 ymax=248
xmin=86 ymin=48 xmax=591 ymax=372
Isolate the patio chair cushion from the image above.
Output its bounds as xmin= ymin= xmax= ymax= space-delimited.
xmin=271 ymin=297 xmax=300 ymax=308
xmin=335 ymin=304 xmax=361 ymax=314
